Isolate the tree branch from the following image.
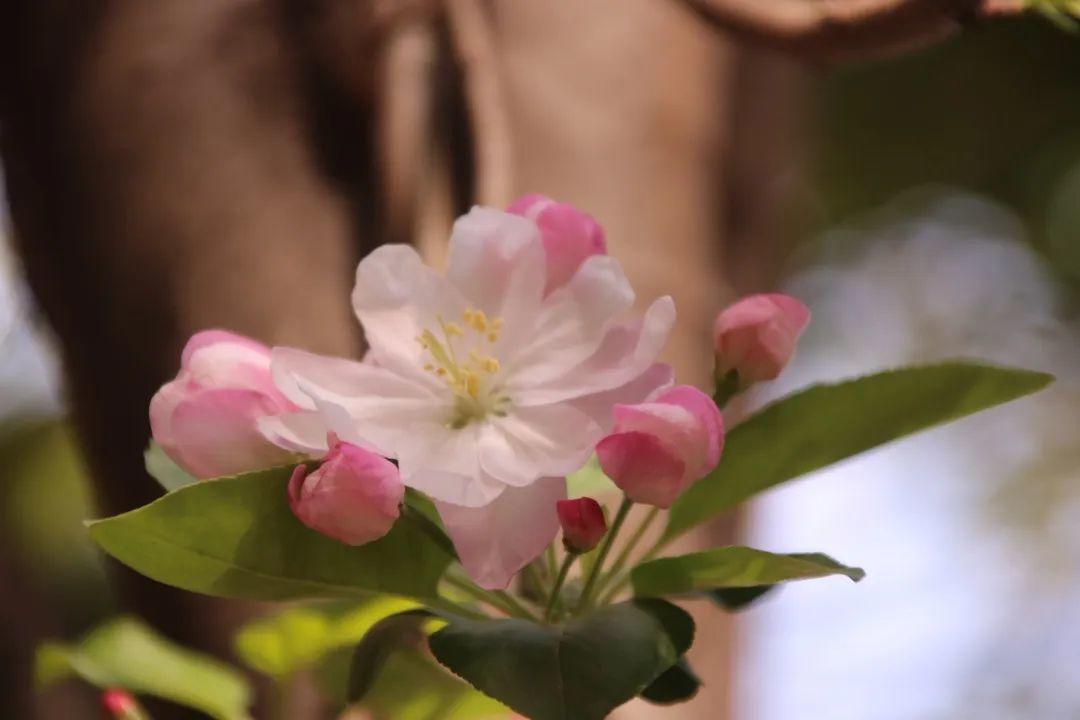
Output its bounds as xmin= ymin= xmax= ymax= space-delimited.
xmin=678 ymin=0 xmax=1026 ymax=64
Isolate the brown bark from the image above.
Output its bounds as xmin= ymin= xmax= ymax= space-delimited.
xmin=0 ymin=0 xmax=382 ymax=716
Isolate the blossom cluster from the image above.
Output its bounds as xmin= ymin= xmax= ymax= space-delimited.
xmin=149 ymin=195 xmax=809 ymax=590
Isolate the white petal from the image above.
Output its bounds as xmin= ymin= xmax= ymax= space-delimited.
xmin=352 ymin=244 xmax=468 ymax=384
xmin=406 ymin=468 xmax=506 ymax=509
xmin=271 ymin=346 xmax=446 ymax=456
xmin=478 ymin=405 xmax=599 ymax=486
xmin=257 ymin=410 xmax=331 ymax=455
xmin=502 ymin=255 xmax=636 ymax=387
xmin=446 ymin=207 xmax=545 ymax=318
xmin=437 ymin=477 xmax=567 ymax=590
xmin=396 ymin=422 xmax=505 ymax=507
xmin=569 ymin=362 xmax=675 ymax=430
xmin=271 ymin=347 xmax=370 ymax=410
xmin=513 ymin=295 xmax=676 ymax=406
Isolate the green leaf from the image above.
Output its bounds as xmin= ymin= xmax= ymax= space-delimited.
xmin=234 ymin=597 xmax=422 ymax=678
xmin=35 ymin=617 xmax=252 ymax=720
xmin=639 ymin=656 xmax=700 ymax=705
xmin=705 ymin=585 xmax=776 ymax=612
xmin=355 ymin=648 xmax=509 ymax=719
xmin=665 ymin=362 xmax=1053 ymax=541
xmin=143 ymin=441 xmax=197 ymax=491
xmin=88 ymin=467 xmax=454 ymax=602
xmin=428 ymin=599 xmax=693 ymax=720
xmin=632 ymin=547 xmax=863 ymax=598
xmin=348 ymin=609 xmax=434 ymax=704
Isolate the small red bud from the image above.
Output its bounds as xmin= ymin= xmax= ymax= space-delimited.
xmin=556 ymin=497 xmax=607 ymax=553
xmin=101 ymin=689 xmax=140 ymax=719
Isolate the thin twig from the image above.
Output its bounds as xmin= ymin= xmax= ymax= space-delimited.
xmin=575 ymin=497 xmax=634 ymax=613
xmin=445 ymin=0 xmax=515 ymax=206
xmin=678 ymin=0 xmax=1027 ymax=64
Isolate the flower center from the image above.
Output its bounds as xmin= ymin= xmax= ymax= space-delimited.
xmin=417 ymin=308 xmax=510 ymax=428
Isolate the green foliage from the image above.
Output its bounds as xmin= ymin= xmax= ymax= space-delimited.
xmin=706 ymin=585 xmax=776 ymax=612
xmin=428 ymin=600 xmax=693 ymax=720
xmin=665 ymin=362 xmax=1052 ymax=541
xmin=1028 ymin=0 xmax=1080 ymax=30
xmin=234 ymin=597 xmax=422 ymax=678
xmin=347 ymin=610 xmax=438 ymax=705
xmin=639 ymin=657 xmax=700 ymax=705
xmin=357 ymin=648 xmax=508 ymax=719
xmin=88 ymin=467 xmax=454 ymax=602
xmin=632 ymin=548 xmax=863 ymax=598
xmin=35 ymin=617 xmax=252 ymax=720
xmin=144 ymin=440 xmax=197 ymax=491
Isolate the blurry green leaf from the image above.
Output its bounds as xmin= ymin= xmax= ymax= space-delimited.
xmin=706 ymin=585 xmax=776 ymax=612
xmin=348 ymin=609 xmax=433 ymax=704
xmin=632 ymin=548 xmax=863 ymax=598
xmin=639 ymin=656 xmax=700 ymax=705
xmin=35 ymin=617 xmax=252 ymax=720
xmin=428 ymin=599 xmax=693 ymax=720
xmin=359 ymin=648 xmax=508 ymax=719
xmin=89 ymin=467 xmax=454 ymax=602
xmin=1028 ymin=0 xmax=1080 ymax=30
xmin=144 ymin=441 xmax=196 ymax=492
xmin=567 ymin=456 xmax=616 ymax=498
xmin=234 ymin=597 xmax=422 ymax=678
xmin=665 ymin=362 xmax=1053 ymax=541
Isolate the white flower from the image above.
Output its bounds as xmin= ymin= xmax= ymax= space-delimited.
xmin=262 ymin=206 xmax=674 ymax=588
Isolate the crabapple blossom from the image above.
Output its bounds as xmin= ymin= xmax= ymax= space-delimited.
xmin=269 ymin=204 xmax=674 ymax=588
xmin=596 ymin=385 xmax=724 ymax=508
xmin=149 ymin=330 xmax=298 ymax=478
xmin=507 ymin=193 xmax=606 ymax=294
xmin=287 ymin=436 xmax=404 ymax=546
xmin=556 ymin=497 xmax=607 ymax=553
xmin=713 ymin=293 xmax=810 ymax=387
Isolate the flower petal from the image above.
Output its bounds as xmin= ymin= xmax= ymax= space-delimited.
xmin=596 ymin=431 xmax=686 ymax=508
xmin=257 ymin=410 xmax=330 ymax=455
xmin=352 ymin=244 xmax=468 ymax=384
xmin=395 ymin=422 xmax=505 ymax=507
xmin=169 ymin=388 xmax=295 ymax=477
xmin=446 ymin=206 xmax=545 ymax=319
xmin=478 ymin=404 xmax=600 ymax=486
xmin=271 ymin=346 xmax=445 ymax=456
xmin=502 ymin=255 xmax=637 ymax=387
xmin=568 ymin=362 xmax=674 ymax=430
xmin=512 ymin=295 xmax=675 ymax=405
xmin=181 ymin=329 xmax=270 ymax=369
xmin=611 ymin=400 xmax=709 ymax=479
xmin=653 ymin=385 xmax=724 ymax=470
xmin=437 ymin=476 xmax=566 ymax=589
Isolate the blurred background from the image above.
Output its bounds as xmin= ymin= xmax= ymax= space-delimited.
xmin=1 ymin=2 xmax=1078 ymax=718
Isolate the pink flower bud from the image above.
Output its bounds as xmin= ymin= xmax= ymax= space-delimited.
xmin=288 ymin=437 xmax=404 ymax=546
xmin=101 ymin=689 xmax=140 ymax=719
xmin=149 ymin=330 xmax=299 ymax=478
xmin=507 ymin=193 xmax=606 ymax=294
xmin=712 ymin=294 xmax=810 ymax=386
xmin=596 ymin=385 xmax=724 ymax=508
xmin=556 ymin=497 xmax=607 ymax=553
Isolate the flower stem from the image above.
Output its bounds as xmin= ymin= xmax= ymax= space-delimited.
xmin=575 ymin=496 xmax=632 ymax=613
xmin=594 ymin=506 xmax=659 ymax=598
xmin=444 ymin=574 xmax=538 ymax=620
xmin=493 ymin=590 xmax=540 ymax=621
xmin=596 ymin=537 xmax=669 ymax=606
xmin=544 ymin=553 xmax=577 ymax=621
